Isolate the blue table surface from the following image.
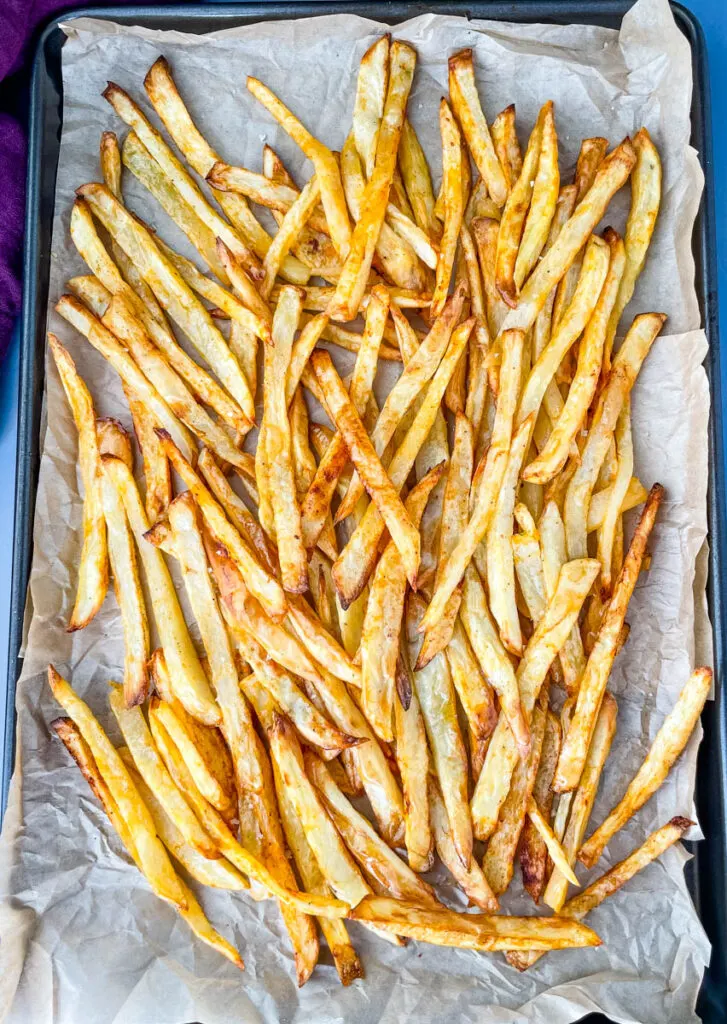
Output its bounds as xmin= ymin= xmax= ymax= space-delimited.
xmin=0 ymin=0 xmax=725 ymax=769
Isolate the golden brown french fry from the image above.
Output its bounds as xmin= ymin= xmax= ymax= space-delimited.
xmin=306 ymin=752 xmax=439 ymax=908
xmin=48 ymin=334 xmax=108 ymax=631
xmin=509 ymin=816 xmax=692 ymax=971
xmin=430 ymin=783 xmax=498 ymax=912
xmin=523 ymin=228 xmax=625 ymax=484
xmin=287 ymin=596 xmax=362 ymax=689
xmin=527 ymin=798 xmax=579 ymax=887
xmin=490 ymin=104 xmax=521 ymax=190
xmin=351 ymin=35 xmax=390 ymax=179
xmin=406 ymin=594 xmax=472 ymax=869
xmin=445 ymin=620 xmax=497 ymax=780
xmin=197 ymin=449 xmax=273 ymax=572
xmin=564 ymin=314 xmax=665 ymax=560
xmin=598 ymin=399 xmax=633 ymax=594
xmin=399 ymin=118 xmax=439 ymax=238
xmin=393 ymin=646 xmax=433 ymax=873
xmin=328 ymin=42 xmax=416 ymax=319
xmin=77 ymin=183 xmax=256 ymax=423
xmin=349 ymin=895 xmax=601 ymax=951
xmin=543 ymin=693 xmax=617 ymax=910
xmin=482 ymin=696 xmax=548 ymax=895
xmin=471 ymin=558 xmax=600 ymax=840
xmin=448 ymin=49 xmax=508 ymax=207
xmin=100 ymin=130 xmax=121 ymax=198
xmin=606 ymin=128 xmax=662 ymax=361
xmin=419 ymin=327 xmax=524 ymax=635
xmin=431 ymin=99 xmax=464 ymax=317
xmin=554 ymin=485 xmax=664 ymax=792
xmin=360 ymin=464 xmax=445 ymax=743
xmin=498 ymin=138 xmax=636 ymax=333
xmin=261 ymin=176 xmax=321 ymax=298
xmin=123 ymin=388 xmax=171 ymax=523
xmin=312 ymin=350 xmax=420 ymax=588
xmin=538 ymin=500 xmax=586 ymax=693
xmin=514 ymin=102 xmax=559 ymax=289
xmin=472 ymin=216 xmax=509 ymax=343
xmin=48 ymin=667 xmax=187 ymax=907
xmin=579 ymin=668 xmax=709 ymax=867
xmin=495 ymin=103 xmax=548 ymax=306
xmin=520 ymin=710 xmax=561 ymax=903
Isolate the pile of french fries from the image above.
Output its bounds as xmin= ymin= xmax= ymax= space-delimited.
xmin=46 ymin=36 xmax=711 ymax=984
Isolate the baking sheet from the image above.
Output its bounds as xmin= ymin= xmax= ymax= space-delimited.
xmin=0 ymin=0 xmax=713 ymax=1020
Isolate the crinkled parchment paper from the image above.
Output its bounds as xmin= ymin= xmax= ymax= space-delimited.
xmin=0 ymin=0 xmax=713 ymax=1020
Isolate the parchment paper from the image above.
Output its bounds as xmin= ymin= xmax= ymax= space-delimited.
xmin=0 ymin=1 xmax=714 ymax=1021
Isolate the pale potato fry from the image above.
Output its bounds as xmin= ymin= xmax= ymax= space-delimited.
xmin=509 ymin=816 xmax=691 ymax=971
xmin=101 ymin=454 xmax=222 ymax=726
xmin=543 ymin=693 xmax=617 ymax=911
xmin=429 ymin=783 xmax=498 ymax=912
xmin=48 ymin=666 xmax=188 ymax=908
xmin=417 ymin=412 xmax=473 ymax=669
xmin=48 ymin=334 xmax=108 ymax=630
xmin=332 ymin=318 xmax=472 ymax=607
xmin=598 ymin=399 xmax=633 ymax=594
xmin=471 ymin=558 xmax=599 ymax=840
xmin=523 ymin=229 xmax=625 ymax=484
xmin=446 ymin=620 xmax=498 ymax=780
xmin=538 ymin=500 xmax=586 ymax=692
xmin=490 ymin=104 xmax=521 ymax=189
xmin=306 ymin=752 xmax=439 ymax=908
xmin=337 ymin=283 xmax=465 ymax=524
xmin=526 ymin=798 xmax=579 ymax=887
xmin=554 ymin=485 xmax=664 ymax=792
xmin=487 ymin=414 xmax=533 ymax=656
xmin=158 ymin=431 xmax=288 ymax=620
xmin=360 ymin=464 xmax=445 ymax=742
xmin=261 ymin=175 xmax=321 ymax=298
xmin=514 ymin=102 xmax=559 ymax=289
xmin=197 ymin=449 xmax=274 ymax=572
xmin=385 ymin=203 xmax=438 ymax=269
xmin=108 ymin=683 xmax=219 ymax=858
xmin=352 ymin=35 xmax=390 ymax=179
xmin=349 ymin=895 xmax=601 ymax=951
xmin=399 ymin=118 xmax=439 ymax=238
xmin=123 ymin=388 xmax=170 ymax=523
xmin=207 ymin=161 xmax=330 ymax=238
xmin=483 ymin=696 xmax=548 ymax=895
xmin=606 ymin=128 xmax=662 ymax=361
xmin=247 ymin=77 xmax=351 ymax=259
xmin=495 ymin=103 xmax=548 ymax=306
xmin=419 ymin=327 xmax=524 ymax=635
xmin=287 ymin=595 xmax=362 ymax=688
xmin=498 ymin=137 xmax=636 ymax=334
xmin=431 ymin=99 xmax=464 ymax=317
xmin=328 ymin=42 xmax=417 ymax=319
xmin=520 ymin=710 xmax=561 ymax=903
xmin=578 ymin=668 xmax=709 ymax=868
xmin=312 ymin=349 xmax=420 ymax=588
xmin=448 ymin=49 xmax=508 ymax=207
xmin=394 ymin=646 xmax=434 ymax=873
xmin=472 ymin=216 xmax=509 ymax=347
xmin=100 ymin=130 xmax=122 ymax=198
xmin=406 ymin=594 xmax=472 ymax=870
xmin=564 ymin=314 xmax=665 ymax=560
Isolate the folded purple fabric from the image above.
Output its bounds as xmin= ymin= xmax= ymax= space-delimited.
xmin=0 ymin=1 xmax=168 ymax=357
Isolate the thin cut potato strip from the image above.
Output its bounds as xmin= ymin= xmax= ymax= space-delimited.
xmin=399 ymin=118 xmax=439 ymax=238
xmin=520 ymin=710 xmax=561 ymax=903
xmin=430 ymin=783 xmax=498 ymax=912
xmin=431 ymin=99 xmax=464 ymax=317
xmin=448 ymin=49 xmax=508 ymax=207
xmin=578 ymin=667 xmax=710 ymax=868
xmin=490 ymin=104 xmax=522 ymax=189
xmin=514 ymin=102 xmax=560 ymax=289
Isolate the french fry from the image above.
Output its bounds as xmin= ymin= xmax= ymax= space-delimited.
xmin=578 ymin=668 xmax=709 ymax=868
xmin=261 ymin=175 xmax=321 ymax=298
xmin=349 ymin=895 xmax=601 ymax=952
xmin=514 ymin=102 xmax=559 ymax=289
xmin=419 ymin=327 xmax=524 ymax=635
xmin=471 ymin=558 xmax=600 ymax=840
xmin=360 ymin=464 xmax=445 ymax=742
xmin=431 ymin=99 xmax=464 ymax=317
xmin=123 ymin=388 xmax=170 ymax=523
xmin=598 ymin=399 xmax=634 ymax=595
xmin=312 ymin=349 xmax=420 ymax=587
xmin=448 ymin=49 xmax=508 ymax=207
xmin=429 ymin=783 xmax=498 ymax=912
xmin=394 ymin=646 xmax=434 ymax=872
xmin=554 ymin=485 xmax=664 ymax=792
xmin=526 ymin=798 xmax=579 ymax=887
xmin=523 ymin=228 xmax=625 ymax=484
xmin=543 ymin=693 xmax=617 ymax=911
xmin=399 ymin=118 xmax=439 ymax=239
xmin=509 ymin=816 xmax=692 ymax=971
xmin=472 ymin=216 xmax=509 ymax=343
xmin=490 ymin=104 xmax=521 ymax=189
xmin=48 ymin=334 xmax=108 ymax=630
xmin=143 ymin=56 xmax=308 ymax=284
xmin=445 ymin=619 xmax=498 ymax=779
xmin=287 ymin=595 xmax=362 ymax=688
xmin=351 ymin=35 xmax=390 ymax=179
xmin=520 ymin=710 xmax=561 ymax=903
xmin=483 ymin=695 xmax=548 ymax=895
xmin=564 ymin=314 xmax=665 ymax=560
xmin=158 ymin=431 xmax=288 ymax=620
xmin=247 ymin=77 xmax=351 ymax=259
xmin=328 ymin=42 xmax=417 ymax=319
xmin=406 ymin=594 xmax=472 ymax=870
xmin=538 ymin=500 xmax=586 ymax=692
xmin=197 ymin=449 xmax=274 ymax=573
xmin=48 ymin=667 xmax=188 ymax=908
xmin=101 ymin=455 xmax=221 ymax=726
xmin=108 ymin=683 xmax=219 ymax=858
xmin=100 ymin=130 xmax=121 ymax=199
xmin=306 ymin=752 xmax=439 ymax=908
xmin=606 ymin=128 xmax=662 ymax=361
xmin=77 ymin=183 xmax=256 ymax=423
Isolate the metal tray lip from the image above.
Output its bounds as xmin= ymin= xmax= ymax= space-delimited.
xmin=4 ymin=2 xmax=725 ymax=1020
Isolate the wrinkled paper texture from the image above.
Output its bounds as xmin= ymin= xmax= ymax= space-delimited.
xmin=0 ymin=0 xmax=713 ymax=1021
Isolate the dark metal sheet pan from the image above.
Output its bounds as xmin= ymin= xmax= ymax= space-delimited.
xmin=4 ymin=4 xmax=724 ymax=1021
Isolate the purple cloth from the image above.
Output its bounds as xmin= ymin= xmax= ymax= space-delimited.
xmin=0 ymin=1 xmax=168 ymax=356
